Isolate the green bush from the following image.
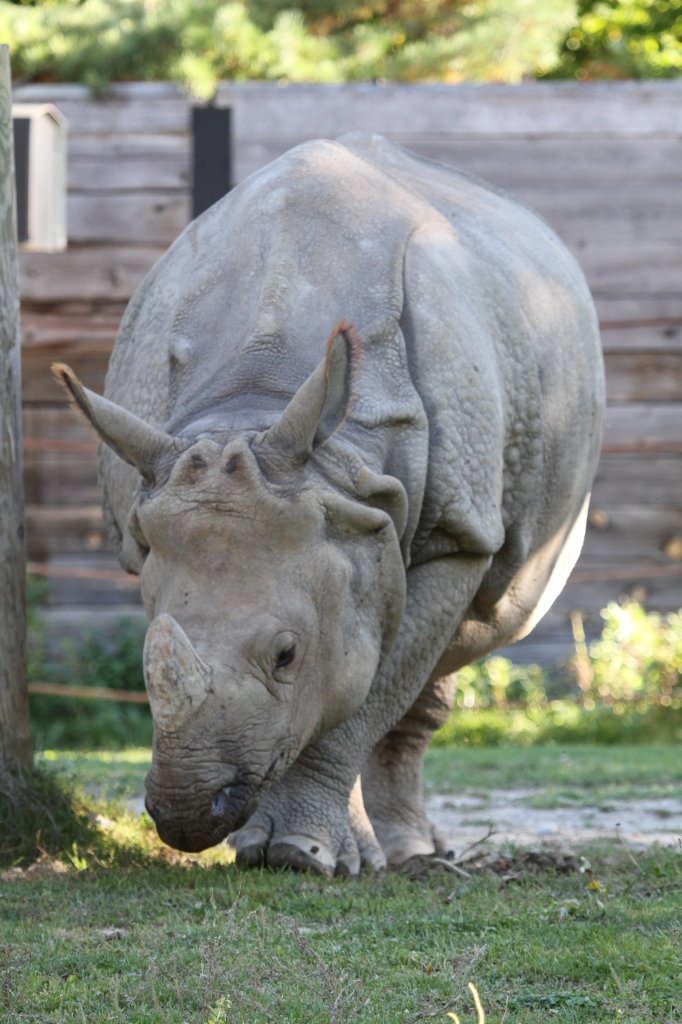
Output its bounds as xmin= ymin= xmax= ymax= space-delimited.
xmin=548 ymin=0 xmax=682 ymax=80
xmin=1 ymin=0 xmax=579 ymax=96
xmin=434 ymin=601 xmax=682 ymax=747
xmin=4 ymin=0 xmax=680 ymax=92
xmin=27 ymin=579 xmax=150 ymax=749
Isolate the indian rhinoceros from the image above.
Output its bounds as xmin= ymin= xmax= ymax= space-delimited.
xmin=53 ymin=132 xmax=604 ymax=876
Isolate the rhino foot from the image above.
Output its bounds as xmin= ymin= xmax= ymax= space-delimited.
xmin=230 ymin=775 xmax=386 ymax=877
xmin=234 ymin=824 xmax=338 ymax=877
xmin=370 ymin=817 xmax=455 ymax=868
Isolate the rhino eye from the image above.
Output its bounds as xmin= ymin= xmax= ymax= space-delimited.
xmin=275 ymin=644 xmax=296 ymax=671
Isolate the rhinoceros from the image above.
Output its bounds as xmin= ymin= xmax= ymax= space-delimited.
xmin=54 ymin=132 xmax=604 ymax=875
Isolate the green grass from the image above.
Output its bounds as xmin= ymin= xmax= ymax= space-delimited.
xmin=40 ymin=743 xmax=682 ymax=804
xmin=1 ymin=845 xmax=680 ymax=1023
xmin=38 ymin=748 xmax=152 ymax=801
xmin=425 ymin=744 xmax=682 ymax=807
xmin=1 ymin=745 xmax=679 ymax=1023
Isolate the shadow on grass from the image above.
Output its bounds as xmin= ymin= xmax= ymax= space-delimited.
xmin=0 ymin=761 xmax=235 ymax=872
xmin=0 ymin=764 xmax=95 ymax=867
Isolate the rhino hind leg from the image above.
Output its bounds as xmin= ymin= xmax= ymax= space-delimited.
xmin=362 ymin=673 xmax=457 ymax=866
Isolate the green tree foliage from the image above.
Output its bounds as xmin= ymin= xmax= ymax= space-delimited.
xmin=549 ymin=0 xmax=682 ymax=79
xmin=1 ymin=0 xmax=578 ymax=95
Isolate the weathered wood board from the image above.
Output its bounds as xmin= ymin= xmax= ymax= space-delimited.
xmin=0 ymin=45 xmax=31 ymax=767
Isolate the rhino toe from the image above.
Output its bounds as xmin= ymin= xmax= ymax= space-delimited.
xmin=231 ymin=822 xmax=271 ymax=868
xmin=266 ymin=835 xmax=337 ymax=878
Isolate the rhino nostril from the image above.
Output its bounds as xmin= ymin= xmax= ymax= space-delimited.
xmin=211 ymin=781 xmax=251 ymax=820
xmin=211 ymin=787 xmax=237 ymax=818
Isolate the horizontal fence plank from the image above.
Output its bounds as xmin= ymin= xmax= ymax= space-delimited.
xmin=570 ymin=241 xmax=682 ymax=297
xmin=69 ymin=134 xmax=191 ymax=191
xmin=220 ymin=83 xmax=682 ymax=176
xmin=581 ymin=505 xmax=682 ymax=568
xmin=27 ymin=681 xmax=149 ymax=704
xmin=600 ymin=322 xmax=682 ymax=352
xmin=550 ymin=569 xmax=682 ymax=614
xmin=31 ymin=565 xmax=679 ymax=663
xmin=603 ymin=403 xmax=682 ymax=449
xmin=514 ymin=191 xmax=682 ymax=247
xmin=16 ymin=80 xmax=682 ymax=140
xmin=62 ymin=191 xmax=682 ymax=254
xmin=603 ymin=351 xmax=682 ymax=402
xmin=13 ymin=82 xmax=190 ymax=134
xmin=594 ymin=295 xmax=682 ymax=323
xmin=22 ymin=310 xmax=122 ymax=348
xmin=18 ymin=310 xmax=682 ymax=355
xmin=68 ymin=193 xmax=189 ymax=245
xmin=591 ymin=454 xmax=682 ymax=507
xmin=24 ymin=454 xmax=99 ymax=506
xmin=34 ymin=554 xmax=141 ymax=607
xmin=18 ymin=246 xmax=164 ymax=303
xmin=28 ymin=558 xmax=136 ymax=587
xmin=22 ymin=340 xmax=110 ymax=402
xmin=25 ymin=452 xmax=682 ymax=520
xmin=24 ymin=498 xmax=681 ymax=576
xmin=388 ymin=134 xmax=682 ymax=188
xmin=17 ymin=242 xmax=682 ymax=314
xmin=26 ymin=505 xmax=108 ymax=560
xmin=23 ymin=404 xmax=98 ymax=444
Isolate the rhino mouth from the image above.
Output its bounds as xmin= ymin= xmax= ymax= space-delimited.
xmin=144 ymin=778 xmax=255 ymax=852
xmin=144 ymin=749 xmax=296 ymax=853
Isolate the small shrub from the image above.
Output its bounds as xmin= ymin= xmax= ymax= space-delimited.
xmin=28 ymin=595 xmax=151 ymax=749
xmin=435 ymin=600 xmax=682 ymax=747
xmin=583 ymin=601 xmax=682 ymax=708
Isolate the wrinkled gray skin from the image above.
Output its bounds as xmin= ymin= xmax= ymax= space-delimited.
xmin=56 ymin=134 xmax=604 ymax=876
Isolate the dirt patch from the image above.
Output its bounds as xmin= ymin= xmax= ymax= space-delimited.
xmin=0 ymin=856 xmax=71 ymax=882
xmin=398 ymin=847 xmax=583 ymax=880
xmin=125 ymin=788 xmax=682 ymax=859
xmin=426 ymin=788 xmax=682 ymax=853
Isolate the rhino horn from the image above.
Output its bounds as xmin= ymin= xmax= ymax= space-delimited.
xmin=255 ymin=321 xmax=359 ymax=474
xmin=144 ymin=615 xmax=212 ymax=732
xmin=52 ymin=362 xmax=182 ymax=481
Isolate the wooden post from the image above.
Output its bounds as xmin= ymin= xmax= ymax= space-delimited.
xmin=0 ymin=44 xmax=31 ymax=772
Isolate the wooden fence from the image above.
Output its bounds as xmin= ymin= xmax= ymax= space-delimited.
xmin=15 ymin=81 xmax=682 ymax=664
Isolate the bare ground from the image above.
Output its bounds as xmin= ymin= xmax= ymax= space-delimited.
xmin=426 ymin=788 xmax=682 ymax=853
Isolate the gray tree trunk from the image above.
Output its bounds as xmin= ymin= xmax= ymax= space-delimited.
xmin=0 ymin=44 xmax=31 ymax=772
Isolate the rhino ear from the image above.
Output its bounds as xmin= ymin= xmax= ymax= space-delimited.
xmin=52 ymin=362 xmax=182 ymax=482
xmin=255 ymin=321 xmax=359 ymax=474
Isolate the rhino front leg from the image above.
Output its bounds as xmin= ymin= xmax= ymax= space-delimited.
xmin=362 ymin=672 xmax=457 ymax=866
xmin=232 ymin=554 xmax=491 ymax=876
xmin=233 ymin=770 xmax=386 ymax=877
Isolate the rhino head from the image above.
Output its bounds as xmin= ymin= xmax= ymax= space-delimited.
xmin=53 ymin=325 xmax=406 ymax=851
